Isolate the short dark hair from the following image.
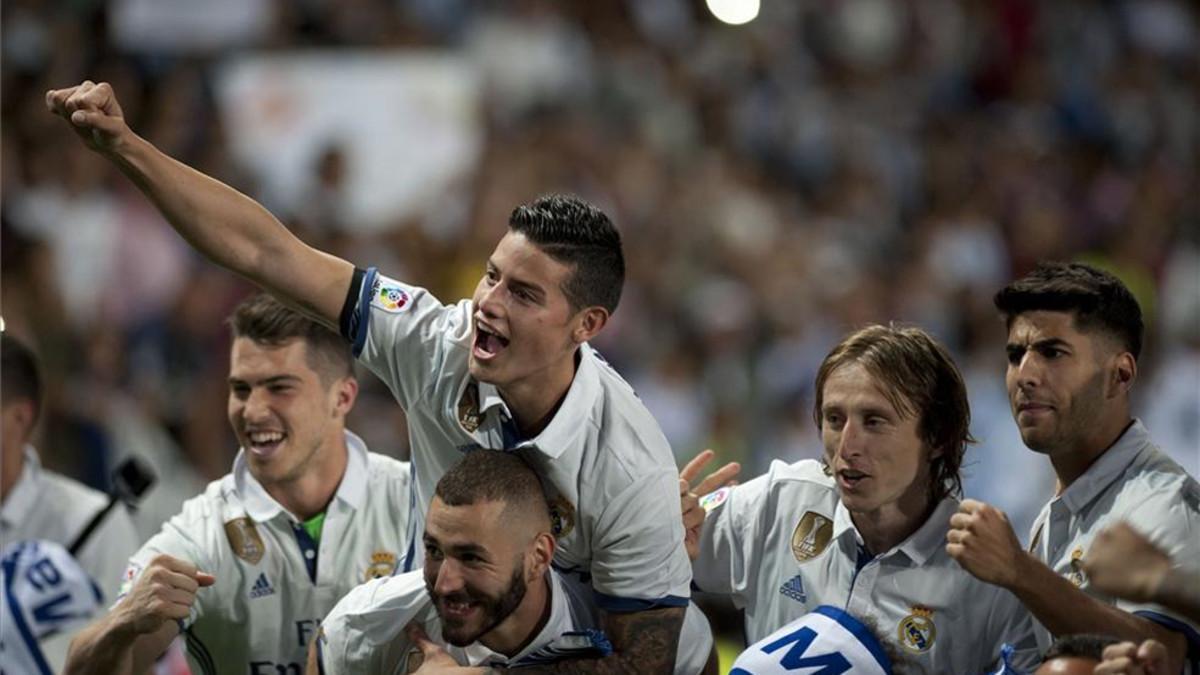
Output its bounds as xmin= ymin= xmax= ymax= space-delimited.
xmin=227 ymin=294 xmax=353 ymax=382
xmin=994 ymin=262 xmax=1144 ymax=360
xmin=434 ymin=449 xmax=551 ymax=530
xmin=1041 ymin=634 xmax=1120 ymax=663
xmin=813 ymin=324 xmax=974 ymax=503
xmin=1 ymin=333 xmax=42 ymax=423
xmin=508 ymin=194 xmax=625 ymax=314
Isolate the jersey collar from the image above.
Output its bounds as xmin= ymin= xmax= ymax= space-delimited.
xmin=234 ymin=429 xmax=371 ymax=522
xmin=458 ymin=570 xmax=576 ymax=665
xmin=831 ymin=495 xmax=959 ymax=566
xmin=0 ymin=445 xmax=42 ymax=530
xmin=1058 ymin=418 xmax=1149 ymax=515
xmin=512 ymin=344 xmax=599 ymax=460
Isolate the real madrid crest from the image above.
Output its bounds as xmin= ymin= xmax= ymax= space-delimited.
xmin=1068 ymin=547 xmax=1086 ymax=587
xmin=224 ymin=517 xmax=266 ymax=564
xmin=458 ymin=382 xmax=482 ymax=433
xmin=898 ymin=605 xmax=936 ymax=653
xmin=548 ymin=496 xmax=576 ymax=540
xmin=790 ymin=511 xmax=833 ymax=562
xmin=363 ymin=550 xmax=398 ymax=582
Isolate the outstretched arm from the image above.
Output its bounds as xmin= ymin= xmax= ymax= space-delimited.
xmin=46 ymin=81 xmax=353 ymax=328
xmin=1083 ymin=521 xmax=1200 ymax=625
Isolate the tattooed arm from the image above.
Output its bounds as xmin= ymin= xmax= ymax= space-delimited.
xmin=521 ymin=606 xmax=686 ymax=674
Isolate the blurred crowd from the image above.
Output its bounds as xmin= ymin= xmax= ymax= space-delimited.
xmin=2 ymin=0 xmax=1197 ymax=541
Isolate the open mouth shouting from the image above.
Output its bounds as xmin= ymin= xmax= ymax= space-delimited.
xmin=473 ymin=319 xmax=510 ymax=362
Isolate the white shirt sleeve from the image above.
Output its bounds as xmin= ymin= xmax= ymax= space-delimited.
xmin=319 ymin=572 xmax=433 ymax=675
xmin=1112 ymin=483 xmax=1200 ymax=642
xmin=350 ymin=270 xmax=472 ymax=409
xmin=588 ymin=468 xmax=692 ymax=611
xmin=120 ymin=501 xmax=215 ymax=628
xmin=692 ymin=467 xmax=775 ymax=605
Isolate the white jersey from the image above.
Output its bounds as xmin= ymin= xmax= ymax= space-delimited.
xmin=345 ymin=271 xmax=692 ymax=612
xmin=1028 ymin=420 xmax=1200 ymax=657
xmin=319 ymin=569 xmax=609 ymax=673
xmin=694 ymin=460 xmax=1040 ymax=675
xmin=729 ymin=605 xmax=893 ymax=675
xmin=121 ymin=431 xmax=411 ymax=675
xmin=0 ymin=445 xmax=140 ymax=671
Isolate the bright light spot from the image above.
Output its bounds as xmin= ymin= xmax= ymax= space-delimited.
xmin=706 ymin=0 xmax=760 ymax=25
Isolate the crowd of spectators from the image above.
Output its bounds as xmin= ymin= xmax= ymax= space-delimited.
xmin=2 ymin=0 xmax=1197 ymax=541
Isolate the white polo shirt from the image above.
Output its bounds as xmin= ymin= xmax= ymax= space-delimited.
xmin=0 ymin=446 xmax=141 ymax=672
xmin=121 ymin=431 xmax=411 ymax=675
xmin=345 ymin=271 xmax=692 ymax=613
xmin=694 ymin=459 xmax=1040 ymax=675
xmin=319 ymin=569 xmax=609 ymax=673
xmin=1028 ymin=420 xmax=1200 ymax=657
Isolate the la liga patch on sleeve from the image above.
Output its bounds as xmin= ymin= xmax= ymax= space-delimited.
xmin=371 ymin=278 xmax=412 ymax=313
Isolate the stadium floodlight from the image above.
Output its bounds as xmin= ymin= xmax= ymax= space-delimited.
xmin=706 ymin=0 xmax=759 ymax=25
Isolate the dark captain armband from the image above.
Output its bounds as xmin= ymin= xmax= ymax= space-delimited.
xmin=338 ymin=266 xmax=377 ymax=357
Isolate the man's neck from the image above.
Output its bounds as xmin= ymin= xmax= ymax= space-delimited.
xmin=851 ymin=496 xmax=935 ymax=557
xmin=262 ymin=437 xmax=349 ymax=521
xmin=1050 ymin=416 xmax=1135 ymax=491
xmin=482 ymin=573 xmax=552 ymax=657
xmin=498 ymin=352 xmax=579 ymax=439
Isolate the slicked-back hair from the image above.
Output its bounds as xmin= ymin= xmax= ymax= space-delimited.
xmin=1 ymin=333 xmax=42 ymax=423
xmin=994 ymin=262 xmax=1144 ymax=360
xmin=228 ymin=294 xmax=353 ymax=383
xmin=1041 ymin=634 xmax=1120 ymax=664
xmin=434 ymin=449 xmax=552 ymax=531
xmin=508 ymin=194 xmax=624 ymax=314
xmin=813 ymin=324 xmax=974 ymax=504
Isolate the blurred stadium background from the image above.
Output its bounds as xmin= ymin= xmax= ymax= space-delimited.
xmin=2 ymin=0 xmax=1197 ymax=670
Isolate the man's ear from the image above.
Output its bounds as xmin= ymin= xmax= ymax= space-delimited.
xmin=528 ymin=531 xmax=556 ymax=581
xmin=572 ymin=307 xmax=609 ymax=345
xmin=1110 ymin=352 xmax=1136 ymax=397
xmin=332 ymin=376 xmax=359 ymax=417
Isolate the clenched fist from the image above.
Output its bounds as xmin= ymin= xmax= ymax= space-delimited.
xmin=114 ymin=554 xmax=215 ymax=636
xmin=945 ymin=499 xmax=1028 ymax=589
xmin=45 ymin=81 xmax=132 ymax=155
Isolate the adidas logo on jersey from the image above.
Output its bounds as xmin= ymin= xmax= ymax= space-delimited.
xmin=779 ymin=574 xmax=807 ymax=603
xmin=249 ymin=572 xmax=275 ymax=599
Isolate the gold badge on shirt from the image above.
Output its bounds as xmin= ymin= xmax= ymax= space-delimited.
xmin=224 ymin=517 xmax=265 ymax=564
xmin=898 ymin=605 xmax=937 ymax=653
xmin=404 ymin=646 xmax=424 ymax=673
xmin=458 ymin=382 xmax=482 ymax=432
xmin=790 ymin=511 xmax=833 ymax=562
xmin=363 ymin=550 xmax=398 ymax=582
xmin=548 ymin=496 xmax=576 ymax=540
xmin=1068 ymin=547 xmax=1087 ymax=587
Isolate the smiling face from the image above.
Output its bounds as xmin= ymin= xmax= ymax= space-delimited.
xmin=820 ymin=362 xmax=937 ymax=522
xmin=1005 ymin=310 xmax=1127 ymax=456
xmin=468 ymin=231 xmax=590 ymax=391
xmin=422 ymin=496 xmax=530 ymax=647
xmin=227 ymin=337 xmax=353 ymax=487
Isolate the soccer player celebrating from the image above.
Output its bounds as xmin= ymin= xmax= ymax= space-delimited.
xmin=48 ymin=80 xmax=702 ymax=673
xmin=63 ymin=295 xmax=413 ymax=675
xmin=686 ymin=325 xmax=1039 ymax=673
xmin=313 ymin=449 xmax=610 ymax=673
xmin=946 ymin=262 xmax=1200 ymax=674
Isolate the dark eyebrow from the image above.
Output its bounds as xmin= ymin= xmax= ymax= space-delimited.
xmin=228 ymin=375 xmax=302 ymax=387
